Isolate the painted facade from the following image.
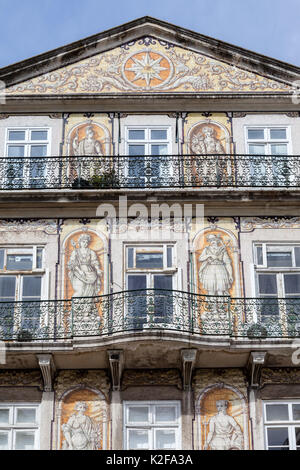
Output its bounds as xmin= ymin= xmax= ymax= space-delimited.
xmin=1 ymin=17 xmax=300 ymax=451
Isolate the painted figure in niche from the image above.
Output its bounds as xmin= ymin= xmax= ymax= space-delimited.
xmin=62 ymin=401 xmax=101 ymax=450
xmin=198 ymin=234 xmax=233 ymax=296
xmin=72 ymin=125 xmax=103 ymax=156
xmin=191 ymin=126 xmax=225 ymax=155
xmin=204 ymin=400 xmax=243 ymax=450
xmin=68 ymin=233 xmax=103 ymax=298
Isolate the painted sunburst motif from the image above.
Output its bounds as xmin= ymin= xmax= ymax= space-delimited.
xmin=123 ymin=50 xmax=172 ymax=90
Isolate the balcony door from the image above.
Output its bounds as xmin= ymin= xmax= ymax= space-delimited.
xmin=125 ymin=245 xmax=175 ymax=328
xmin=5 ymin=129 xmax=49 ymax=189
xmin=125 ymin=127 xmax=171 ymax=187
xmin=246 ymin=127 xmax=290 ymax=187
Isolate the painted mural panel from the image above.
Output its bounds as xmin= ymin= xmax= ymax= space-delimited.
xmin=62 ymin=114 xmax=113 ymax=187
xmin=59 ymin=222 xmax=107 ymax=333
xmin=184 ymin=113 xmax=233 ymax=186
xmin=197 ymin=384 xmax=248 ymax=450
xmin=192 ymin=217 xmax=241 ymax=298
xmin=58 ymin=387 xmax=108 ymax=450
xmin=6 ymin=37 xmax=290 ymax=95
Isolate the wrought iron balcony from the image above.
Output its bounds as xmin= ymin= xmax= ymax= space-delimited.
xmin=0 ymin=154 xmax=300 ymax=190
xmin=0 ymin=289 xmax=300 ymax=341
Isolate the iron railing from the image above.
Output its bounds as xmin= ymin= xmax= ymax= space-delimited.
xmin=0 ymin=289 xmax=300 ymax=341
xmin=0 ymin=154 xmax=300 ymax=190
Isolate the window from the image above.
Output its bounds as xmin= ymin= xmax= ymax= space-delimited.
xmin=264 ymin=402 xmax=300 ymax=450
xmin=125 ymin=245 xmax=176 ymax=327
xmin=246 ymin=127 xmax=290 ymax=185
xmin=0 ymin=247 xmax=45 ymax=335
xmin=0 ymin=404 xmax=40 ymax=450
xmin=5 ymin=128 xmax=49 ymax=188
xmin=254 ymin=243 xmax=300 ymax=318
xmin=124 ymin=401 xmax=181 ymax=450
xmin=125 ymin=126 xmax=171 ymax=187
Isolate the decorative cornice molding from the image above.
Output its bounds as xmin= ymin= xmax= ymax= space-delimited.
xmin=108 ymin=350 xmax=124 ymax=391
xmin=246 ymin=351 xmax=267 ymax=388
xmin=181 ymin=349 xmax=197 ymax=391
xmin=37 ymin=354 xmax=56 ymax=392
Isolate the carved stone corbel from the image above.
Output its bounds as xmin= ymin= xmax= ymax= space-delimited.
xmin=108 ymin=350 xmax=124 ymax=391
xmin=37 ymin=354 xmax=56 ymax=392
xmin=247 ymin=351 xmax=267 ymax=388
xmin=181 ymin=349 xmax=197 ymax=391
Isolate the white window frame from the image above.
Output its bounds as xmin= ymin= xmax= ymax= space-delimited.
xmin=245 ymin=125 xmax=291 ymax=155
xmin=253 ymin=242 xmax=300 ymax=298
xmin=0 ymin=403 xmax=40 ymax=450
xmin=124 ymin=125 xmax=172 ymax=183
xmin=4 ymin=127 xmax=51 ymax=188
xmin=124 ymin=243 xmax=179 ymax=327
xmin=123 ymin=401 xmax=181 ymax=450
xmin=263 ymin=401 xmax=300 ymax=450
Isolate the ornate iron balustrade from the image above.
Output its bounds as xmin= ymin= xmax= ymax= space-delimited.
xmin=0 ymin=290 xmax=299 ymax=341
xmin=0 ymin=154 xmax=300 ymax=190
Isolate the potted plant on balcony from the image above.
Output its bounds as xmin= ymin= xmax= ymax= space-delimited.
xmin=89 ymin=169 xmax=120 ymax=189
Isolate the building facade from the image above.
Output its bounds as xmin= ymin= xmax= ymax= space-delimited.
xmin=0 ymin=17 xmax=300 ymax=450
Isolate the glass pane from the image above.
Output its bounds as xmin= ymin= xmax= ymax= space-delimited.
xmin=8 ymin=131 xmax=25 ymax=141
xmin=128 ymin=130 xmax=145 ymax=140
xmin=0 ymin=250 xmax=4 ymax=269
xmin=249 ymin=144 xmax=265 ymax=155
xmin=248 ymin=129 xmax=264 ymax=139
xmin=151 ymin=130 xmax=167 ymax=140
xmin=258 ymin=274 xmax=278 ymax=295
xmin=15 ymin=431 xmax=35 ymax=450
xmin=128 ymin=275 xmax=147 ymax=291
xmin=16 ymin=408 xmax=36 ymax=424
xmin=266 ymin=404 xmax=289 ymax=421
xmin=154 ymin=275 xmax=172 ymax=290
xmin=7 ymin=145 xmax=25 ymax=157
xmin=128 ymin=145 xmax=145 ymax=156
xmin=30 ymin=145 xmax=47 ymax=157
xmin=128 ymin=406 xmax=149 ymax=423
xmin=155 ymin=406 xmax=176 ymax=423
xmin=36 ymin=248 xmax=43 ymax=269
xmin=155 ymin=429 xmax=176 ymax=449
xmin=256 ymin=246 xmax=263 ymax=265
xmin=295 ymin=248 xmax=300 ymax=267
xmin=0 ymin=277 xmax=16 ymax=299
xmin=270 ymin=129 xmax=287 ymax=140
xmin=267 ymin=427 xmax=289 ymax=446
xmin=136 ymin=252 xmax=163 ymax=269
xmin=128 ymin=429 xmax=149 ymax=450
xmin=267 ymin=251 xmax=292 ymax=267
xmin=6 ymin=254 xmax=33 ymax=271
xmin=271 ymin=144 xmax=287 ymax=155
xmin=151 ymin=145 xmax=168 ymax=156
xmin=293 ymin=405 xmax=300 ymax=421
xmin=128 ymin=247 xmax=134 ymax=268
xmin=295 ymin=427 xmax=300 ymax=445
xmin=22 ymin=276 xmax=41 ymax=298
xmin=0 ymin=409 xmax=9 ymax=424
xmin=167 ymin=246 xmax=173 ymax=268
xmin=284 ymin=275 xmax=300 ymax=294
xmin=0 ymin=432 xmax=9 ymax=450
xmin=31 ymin=131 xmax=48 ymax=141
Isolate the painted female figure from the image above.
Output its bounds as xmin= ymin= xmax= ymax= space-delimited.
xmin=68 ymin=233 xmax=103 ymax=298
xmin=198 ymin=234 xmax=233 ymax=296
xmin=62 ymin=401 xmax=100 ymax=450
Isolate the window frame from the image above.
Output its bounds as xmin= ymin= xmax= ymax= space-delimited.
xmin=0 ymin=403 xmax=40 ymax=450
xmin=245 ymin=125 xmax=291 ymax=155
xmin=123 ymin=401 xmax=181 ymax=450
xmin=263 ymin=401 xmax=300 ymax=450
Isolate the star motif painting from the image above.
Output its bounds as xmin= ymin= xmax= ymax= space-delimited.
xmin=123 ymin=50 xmax=173 ymax=90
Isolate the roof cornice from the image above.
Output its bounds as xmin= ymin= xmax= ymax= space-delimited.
xmin=1 ymin=16 xmax=300 ymax=88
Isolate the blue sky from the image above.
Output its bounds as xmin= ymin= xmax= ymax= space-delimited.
xmin=1 ymin=0 xmax=300 ymax=68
